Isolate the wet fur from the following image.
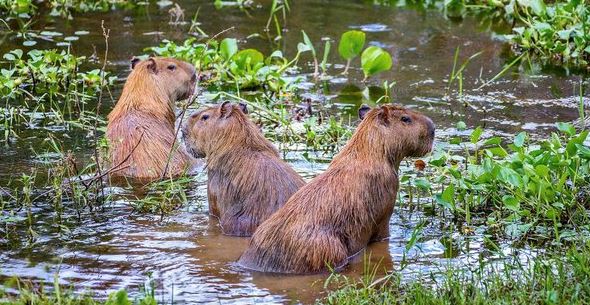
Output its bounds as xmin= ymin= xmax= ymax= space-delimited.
xmin=106 ymin=57 xmax=197 ymax=180
xmin=238 ymin=104 xmax=435 ymax=274
xmin=184 ymin=102 xmax=305 ymax=237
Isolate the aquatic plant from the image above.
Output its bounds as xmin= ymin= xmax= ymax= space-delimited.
xmin=0 ymin=0 xmax=146 ymax=19
xmin=320 ymin=242 xmax=590 ymax=305
xmin=360 ymin=46 xmax=393 ymax=81
xmin=428 ymin=123 xmax=590 ymax=242
xmin=338 ymin=30 xmax=366 ymax=74
xmin=0 ymin=274 xmax=159 ymax=305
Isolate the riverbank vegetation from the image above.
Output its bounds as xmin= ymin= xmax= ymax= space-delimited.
xmin=1 ymin=0 xmax=590 ymax=304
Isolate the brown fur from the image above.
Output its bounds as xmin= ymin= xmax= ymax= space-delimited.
xmin=238 ymin=104 xmax=435 ymax=274
xmin=106 ymin=57 xmax=197 ymax=180
xmin=183 ymin=102 xmax=305 ymax=237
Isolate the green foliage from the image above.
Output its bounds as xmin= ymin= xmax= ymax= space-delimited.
xmin=361 ymin=46 xmax=393 ymax=79
xmin=430 ymin=123 xmax=590 ymax=241
xmin=0 ymin=275 xmax=158 ymax=305
xmin=0 ymin=48 xmax=113 ymax=143
xmin=147 ymin=38 xmax=301 ymax=92
xmin=1 ymin=49 xmax=114 ymax=101
xmin=0 ymin=0 xmax=144 ymax=18
xmin=319 ymin=243 xmax=590 ymax=305
xmin=506 ymin=0 xmax=590 ymax=66
xmin=338 ymin=30 xmax=366 ymax=60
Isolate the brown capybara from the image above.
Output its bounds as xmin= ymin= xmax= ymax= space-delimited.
xmin=238 ymin=104 xmax=435 ymax=274
xmin=106 ymin=57 xmax=197 ymax=180
xmin=182 ymin=101 xmax=305 ymax=237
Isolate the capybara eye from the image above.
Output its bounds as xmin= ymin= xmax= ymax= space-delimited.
xmin=201 ymin=114 xmax=209 ymax=121
xmin=401 ymin=116 xmax=412 ymax=124
xmin=167 ymin=64 xmax=176 ymax=71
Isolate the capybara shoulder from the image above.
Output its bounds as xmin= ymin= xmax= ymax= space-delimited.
xmin=238 ymin=104 xmax=435 ymax=274
xmin=183 ymin=101 xmax=305 ymax=236
xmin=106 ymin=57 xmax=198 ymax=180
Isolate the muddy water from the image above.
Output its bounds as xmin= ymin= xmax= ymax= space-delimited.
xmin=0 ymin=0 xmax=588 ymax=304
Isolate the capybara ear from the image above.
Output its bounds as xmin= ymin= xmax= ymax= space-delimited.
xmin=219 ymin=101 xmax=233 ymax=118
xmin=358 ymin=104 xmax=371 ymax=120
xmin=146 ymin=58 xmax=158 ymax=74
xmin=130 ymin=57 xmax=141 ymax=70
xmin=238 ymin=102 xmax=248 ymax=114
xmin=377 ymin=105 xmax=391 ymax=126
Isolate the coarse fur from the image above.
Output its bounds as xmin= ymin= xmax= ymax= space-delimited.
xmin=238 ymin=104 xmax=435 ymax=274
xmin=183 ymin=102 xmax=306 ymax=237
xmin=106 ymin=57 xmax=197 ymax=180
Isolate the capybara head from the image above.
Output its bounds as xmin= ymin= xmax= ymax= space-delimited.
xmin=130 ymin=57 xmax=197 ymax=101
xmin=357 ymin=104 xmax=435 ymax=159
xmin=183 ymin=101 xmax=272 ymax=159
xmin=109 ymin=57 xmax=197 ymax=125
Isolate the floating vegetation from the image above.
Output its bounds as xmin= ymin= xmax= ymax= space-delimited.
xmin=0 ymin=0 xmax=147 ymax=19
xmin=425 ymin=123 xmax=590 ymax=243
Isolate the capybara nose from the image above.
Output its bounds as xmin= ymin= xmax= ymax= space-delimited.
xmin=191 ymin=73 xmax=197 ymax=83
xmin=426 ymin=118 xmax=435 ymax=138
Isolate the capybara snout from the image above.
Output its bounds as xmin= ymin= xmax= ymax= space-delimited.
xmin=184 ymin=101 xmax=249 ymax=160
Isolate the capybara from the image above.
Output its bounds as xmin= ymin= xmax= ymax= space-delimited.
xmin=238 ymin=104 xmax=435 ymax=274
xmin=106 ymin=57 xmax=197 ymax=180
xmin=183 ymin=101 xmax=306 ymax=237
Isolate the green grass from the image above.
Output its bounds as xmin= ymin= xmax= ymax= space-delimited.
xmin=0 ymin=275 xmax=158 ymax=305
xmin=319 ymin=242 xmax=590 ymax=305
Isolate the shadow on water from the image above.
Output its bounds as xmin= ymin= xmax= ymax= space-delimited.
xmin=0 ymin=0 xmax=588 ymax=304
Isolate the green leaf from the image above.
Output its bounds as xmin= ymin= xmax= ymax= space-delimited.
xmin=297 ymin=42 xmax=312 ymax=53
xmin=456 ymin=121 xmax=467 ymax=131
xmin=556 ymin=122 xmax=575 ymax=136
xmin=301 ymin=30 xmax=316 ymax=57
xmin=514 ymin=132 xmax=527 ymax=148
xmin=470 ymin=126 xmax=483 ymax=144
xmin=534 ymin=164 xmax=550 ymax=177
xmin=220 ymin=38 xmax=238 ymax=60
xmin=498 ymin=167 xmax=522 ymax=188
xmin=232 ymin=49 xmax=264 ymax=71
xmin=361 ymin=46 xmax=392 ymax=78
xmin=483 ymin=136 xmax=501 ymax=146
xmin=488 ymin=146 xmax=508 ymax=157
xmin=338 ymin=30 xmax=366 ymax=60
xmin=502 ymin=195 xmax=520 ymax=212
xmin=414 ymin=178 xmax=431 ymax=191
xmin=435 ymin=184 xmax=455 ymax=210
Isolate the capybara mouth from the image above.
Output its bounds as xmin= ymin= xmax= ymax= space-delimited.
xmin=186 ymin=143 xmax=205 ymax=159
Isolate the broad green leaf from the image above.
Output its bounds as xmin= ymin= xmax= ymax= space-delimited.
xmin=414 ymin=178 xmax=431 ymax=191
xmin=220 ymin=38 xmax=238 ymax=60
xmin=361 ymin=46 xmax=392 ymax=78
xmin=498 ymin=167 xmax=522 ymax=188
xmin=435 ymin=184 xmax=455 ymax=210
xmin=514 ymin=132 xmax=526 ymax=148
xmin=483 ymin=136 xmax=502 ymax=146
xmin=338 ymin=30 xmax=366 ymax=60
xmin=470 ymin=126 xmax=483 ymax=144
xmin=232 ymin=49 xmax=264 ymax=71
xmin=297 ymin=42 xmax=312 ymax=53
xmin=502 ymin=195 xmax=520 ymax=212
xmin=556 ymin=122 xmax=575 ymax=136
xmin=488 ymin=146 xmax=508 ymax=157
